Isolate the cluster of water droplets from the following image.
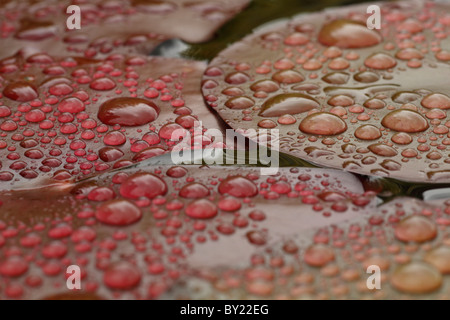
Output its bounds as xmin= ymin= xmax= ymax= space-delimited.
xmin=171 ymin=196 xmax=450 ymax=299
xmin=0 ymin=165 xmax=376 ymax=299
xmin=202 ymin=0 xmax=450 ymax=182
xmin=0 ymin=50 xmax=221 ymax=189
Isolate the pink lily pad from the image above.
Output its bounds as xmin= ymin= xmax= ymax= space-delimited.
xmin=0 ymin=52 xmax=228 ymax=190
xmin=0 ymin=164 xmax=376 ymax=299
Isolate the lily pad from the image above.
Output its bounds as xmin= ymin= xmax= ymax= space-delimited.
xmin=0 ymin=163 xmax=376 ymax=299
xmin=0 ymin=52 xmax=227 ymax=190
xmin=164 ymin=196 xmax=450 ymax=299
xmin=0 ymin=0 xmax=250 ymax=60
xmin=201 ymin=0 xmax=450 ymax=183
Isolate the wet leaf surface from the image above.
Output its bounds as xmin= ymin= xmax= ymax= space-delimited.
xmin=164 ymin=195 xmax=450 ymax=299
xmin=0 ymin=163 xmax=376 ymax=299
xmin=202 ymin=0 xmax=450 ymax=183
xmin=0 ymin=0 xmax=450 ymax=300
xmin=0 ymin=51 xmax=230 ymax=190
xmin=0 ymin=0 xmax=250 ymax=60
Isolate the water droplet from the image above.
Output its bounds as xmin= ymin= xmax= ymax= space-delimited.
xmin=304 ymin=244 xmax=335 ymax=267
xmin=328 ymin=95 xmax=354 ymax=107
xmin=322 ymin=72 xmax=349 ymax=84
xmin=120 ymin=173 xmax=168 ymax=199
xmin=354 ymin=71 xmax=379 ymax=83
xmin=166 ymin=166 xmax=187 ymax=178
xmin=179 ymin=182 xmax=210 ymax=198
xmin=278 ymin=114 xmax=296 ymax=125
xmin=98 ymin=98 xmax=159 ymax=126
xmin=364 ymin=98 xmax=385 ymax=109
xmin=391 ymin=262 xmax=442 ymax=294
xmin=421 ymin=93 xmax=450 ymax=110
xmin=258 ymin=119 xmax=277 ymax=128
xmin=225 ymin=72 xmax=250 ymax=84
xmin=395 ymin=48 xmax=424 ymax=60
xmin=58 ymin=97 xmax=85 ymax=113
xmin=25 ymin=109 xmax=45 ymax=122
xmin=96 ymin=200 xmax=142 ymax=226
xmin=88 ymin=187 xmax=115 ymax=202
xmin=99 ymin=147 xmax=124 ymax=162
xmin=218 ymin=176 xmax=258 ymax=198
xmin=185 ymin=199 xmax=218 ymax=219
xmin=299 ymin=112 xmax=347 ymax=135
xmin=247 ymin=230 xmax=267 ymax=245
xmin=225 ymin=96 xmax=254 ymax=109
xmin=103 ymin=131 xmax=126 ymax=146
xmin=90 ymin=78 xmax=116 ymax=91
xmin=272 ymin=70 xmax=304 ymax=84
xmin=0 ymin=257 xmax=28 ymax=277
xmin=259 ymin=93 xmax=319 ymax=117
xmin=318 ymin=19 xmax=381 ymax=48
xmin=392 ymin=91 xmax=420 ymax=104
xmin=364 ymin=53 xmax=397 ymax=70
xmin=391 ymin=132 xmax=412 ymax=145
xmin=3 ymin=81 xmax=38 ymax=102
xmin=381 ymin=109 xmax=429 ymax=132
xmin=368 ymin=144 xmax=397 ymax=157
xmin=380 ymin=159 xmax=401 ymax=171
xmin=424 ymin=246 xmax=450 ymax=274
xmin=250 ymin=80 xmax=279 ymax=93
xmin=218 ymin=197 xmax=241 ymax=212
xmin=103 ymin=261 xmax=141 ymax=290
xmin=133 ymin=147 xmax=166 ymax=162
xmin=284 ymin=32 xmax=308 ymax=46
xmin=354 ymin=125 xmax=381 ymax=140
xmin=395 ymin=215 xmax=437 ymax=243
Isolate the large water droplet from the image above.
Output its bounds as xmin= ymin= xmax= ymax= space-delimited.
xmin=304 ymin=244 xmax=335 ymax=267
xmin=250 ymin=80 xmax=279 ymax=93
xmin=103 ymin=261 xmax=141 ymax=290
xmin=0 ymin=257 xmax=28 ymax=277
xmin=392 ymin=91 xmax=420 ymax=104
xmin=318 ymin=19 xmax=381 ymax=48
xmin=299 ymin=112 xmax=347 ymax=135
xmin=391 ymin=262 xmax=442 ymax=294
xmin=272 ymin=70 xmax=304 ymax=84
xmin=225 ymin=96 xmax=254 ymax=109
xmin=3 ymin=81 xmax=38 ymax=102
xmin=120 ymin=173 xmax=168 ymax=199
xmin=99 ymin=147 xmax=124 ymax=162
xmin=98 ymin=98 xmax=159 ymax=126
xmin=179 ymin=182 xmax=210 ymax=198
xmin=322 ymin=72 xmax=349 ymax=84
xmin=96 ymin=199 xmax=142 ymax=226
xmin=421 ymin=93 xmax=450 ymax=110
xmin=259 ymin=93 xmax=319 ymax=117
xmin=381 ymin=109 xmax=429 ymax=132
xmin=394 ymin=215 xmax=437 ymax=243
xmin=185 ymin=199 xmax=218 ymax=219
xmin=58 ymin=97 xmax=85 ymax=113
xmin=354 ymin=125 xmax=381 ymax=140
xmin=368 ymin=144 xmax=397 ymax=157
xmin=218 ymin=176 xmax=258 ymax=198
xmin=354 ymin=71 xmax=379 ymax=83
xmin=424 ymin=246 xmax=450 ymax=274
xmin=364 ymin=53 xmax=397 ymax=70
xmin=90 ymin=78 xmax=116 ymax=91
